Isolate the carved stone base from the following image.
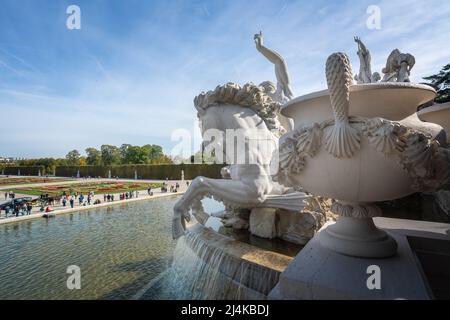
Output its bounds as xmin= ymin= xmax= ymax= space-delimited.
xmin=319 ymin=203 xmax=397 ymax=258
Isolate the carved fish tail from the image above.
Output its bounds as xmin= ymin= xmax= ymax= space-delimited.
xmin=325 ymin=53 xmax=360 ymax=158
xmin=325 ymin=122 xmax=361 ymax=158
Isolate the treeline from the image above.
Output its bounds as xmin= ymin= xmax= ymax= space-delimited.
xmin=7 ymin=144 xmax=173 ymax=174
xmin=1 ymin=164 xmax=224 ymax=180
xmin=56 ymin=164 xmax=223 ymax=180
xmin=423 ymin=63 xmax=450 ymax=104
xmin=77 ymin=144 xmax=172 ymax=166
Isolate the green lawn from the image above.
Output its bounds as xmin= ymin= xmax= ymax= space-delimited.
xmin=10 ymin=181 xmax=163 ymax=196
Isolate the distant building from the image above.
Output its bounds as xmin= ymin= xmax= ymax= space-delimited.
xmin=0 ymin=157 xmax=15 ymax=163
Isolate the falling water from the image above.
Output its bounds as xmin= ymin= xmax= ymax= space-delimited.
xmin=138 ymin=229 xmax=285 ymax=300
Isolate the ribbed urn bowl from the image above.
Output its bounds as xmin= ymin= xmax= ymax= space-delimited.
xmin=417 ymin=102 xmax=450 ymax=145
xmin=283 ymin=83 xmax=436 ymax=130
xmin=278 ymin=53 xmax=449 ymax=258
xmin=280 ymin=83 xmax=437 ymax=203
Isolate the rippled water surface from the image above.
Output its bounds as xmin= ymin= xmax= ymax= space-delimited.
xmin=0 ymin=196 xmax=185 ymax=300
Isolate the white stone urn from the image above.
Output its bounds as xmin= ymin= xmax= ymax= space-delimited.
xmin=278 ymin=53 xmax=450 ymax=258
xmin=417 ymin=102 xmax=450 ymax=145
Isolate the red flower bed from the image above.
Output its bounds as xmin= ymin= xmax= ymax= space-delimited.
xmin=128 ymin=184 xmax=142 ymax=188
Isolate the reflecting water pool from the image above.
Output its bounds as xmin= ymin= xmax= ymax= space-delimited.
xmin=0 ymin=196 xmax=201 ymax=300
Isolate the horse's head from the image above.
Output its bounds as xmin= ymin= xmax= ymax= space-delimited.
xmin=194 ymin=82 xmax=289 ymax=166
xmin=194 ymin=82 xmax=287 ymax=135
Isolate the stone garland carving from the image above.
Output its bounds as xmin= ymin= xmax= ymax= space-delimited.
xmin=279 ymin=122 xmax=325 ymax=174
xmin=362 ymin=118 xmax=408 ymax=154
xmin=279 ymin=116 xmax=450 ymax=193
xmin=194 ymin=82 xmax=285 ymax=136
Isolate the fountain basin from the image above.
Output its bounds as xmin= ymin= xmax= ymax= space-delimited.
xmin=417 ymin=102 xmax=450 ymax=144
xmin=140 ymin=224 xmax=298 ymax=299
xmin=282 ymin=83 xmax=436 ymax=130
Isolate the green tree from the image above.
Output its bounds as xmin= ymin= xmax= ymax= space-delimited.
xmin=85 ymin=147 xmax=101 ymax=165
xmin=125 ymin=146 xmax=149 ymax=164
xmin=66 ymin=150 xmax=81 ymax=165
xmin=147 ymin=144 xmax=164 ymax=163
xmin=119 ymin=144 xmax=132 ymax=163
xmin=100 ymin=145 xmax=121 ymax=165
xmin=423 ymin=63 xmax=450 ymax=103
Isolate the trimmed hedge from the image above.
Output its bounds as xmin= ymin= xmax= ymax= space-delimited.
xmin=55 ymin=164 xmax=224 ymax=180
xmin=1 ymin=166 xmax=45 ymax=176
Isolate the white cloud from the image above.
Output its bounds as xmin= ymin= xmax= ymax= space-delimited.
xmin=0 ymin=0 xmax=449 ymax=157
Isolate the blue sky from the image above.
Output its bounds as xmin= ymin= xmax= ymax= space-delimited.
xmin=0 ymin=0 xmax=449 ymax=158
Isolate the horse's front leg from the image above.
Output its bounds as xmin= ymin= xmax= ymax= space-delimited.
xmin=172 ymin=176 xmax=263 ymax=239
xmin=172 ymin=176 xmax=213 ymax=239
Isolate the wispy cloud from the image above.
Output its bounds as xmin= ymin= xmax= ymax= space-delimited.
xmin=0 ymin=0 xmax=449 ymax=158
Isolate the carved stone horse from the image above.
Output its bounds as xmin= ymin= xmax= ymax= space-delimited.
xmin=172 ymin=83 xmax=310 ymax=239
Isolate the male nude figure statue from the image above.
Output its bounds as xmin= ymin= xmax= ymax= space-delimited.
xmin=254 ymin=31 xmax=294 ymax=102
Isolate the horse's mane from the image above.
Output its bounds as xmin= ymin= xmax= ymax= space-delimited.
xmin=194 ymin=82 xmax=286 ymax=136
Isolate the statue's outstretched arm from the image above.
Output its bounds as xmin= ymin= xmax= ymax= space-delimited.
xmin=254 ymin=32 xmax=293 ymax=100
xmin=255 ymin=42 xmax=285 ymax=65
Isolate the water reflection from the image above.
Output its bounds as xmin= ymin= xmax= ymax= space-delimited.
xmin=0 ymin=195 xmax=190 ymax=300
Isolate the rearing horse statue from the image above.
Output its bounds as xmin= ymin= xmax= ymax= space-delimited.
xmin=172 ymin=82 xmax=311 ymax=239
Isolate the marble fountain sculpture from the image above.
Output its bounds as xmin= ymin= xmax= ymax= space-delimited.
xmin=167 ymin=34 xmax=450 ymax=299
xmin=278 ymin=39 xmax=450 ymax=258
xmin=172 ymin=32 xmax=329 ymax=245
xmin=166 ymin=33 xmax=333 ymax=299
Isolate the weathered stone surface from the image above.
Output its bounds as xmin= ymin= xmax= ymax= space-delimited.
xmin=436 ymin=190 xmax=450 ymax=215
xmin=276 ymin=209 xmax=325 ymax=245
xmin=249 ymin=208 xmax=277 ymax=239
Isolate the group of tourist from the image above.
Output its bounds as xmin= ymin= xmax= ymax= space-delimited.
xmin=118 ymin=190 xmax=139 ymax=200
xmin=1 ymin=181 xmax=187 ymax=220
xmin=2 ymin=202 xmax=32 ymax=218
xmin=59 ymin=192 xmax=95 ymax=208
xmin=161 ymin=182 xmax=180 ymax=193
xmin=105 ymin=194 xmax=116 ymax=202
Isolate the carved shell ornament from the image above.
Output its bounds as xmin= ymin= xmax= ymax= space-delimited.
xmin=362 ymin=118 xmax=407 ymax=154
xmin=278 ymin=52 xmax=450 ymax=192
xmin=194 ymin=82 xmax=286 ymax=137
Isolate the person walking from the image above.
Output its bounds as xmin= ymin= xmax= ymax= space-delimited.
xmin=62 ymin=197 xmax=67 ymax=207
xmin=27 ymin=203 xmax=32 ymax=215
xmin=69 ymin=197 xmax=74 ymax=209
xmin=4 ymin=192 xmax=7 ymax=200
